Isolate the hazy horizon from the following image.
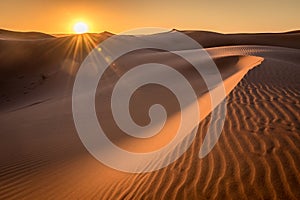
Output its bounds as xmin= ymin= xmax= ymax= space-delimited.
xmin=1 ymin=0 xmax=300 ymax=34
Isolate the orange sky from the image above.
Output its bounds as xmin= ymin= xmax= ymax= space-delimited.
xmin=1 ymin=0 xmax=299 ymax=34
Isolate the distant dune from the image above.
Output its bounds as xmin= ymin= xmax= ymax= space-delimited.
xmin=0 ymin=29 xmax=299 ymax=199
xmin=183 ymin=30 xmax=300 ymax=49
xmin=0 ymin=29 xmax=55 ymax=40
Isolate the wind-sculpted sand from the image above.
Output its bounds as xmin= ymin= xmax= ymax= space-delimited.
xmin=0 ymin=29 xmax=299 ymax=199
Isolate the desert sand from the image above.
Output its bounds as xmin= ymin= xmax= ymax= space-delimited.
xmin=0 ymin=29 xmax=299 ymax=199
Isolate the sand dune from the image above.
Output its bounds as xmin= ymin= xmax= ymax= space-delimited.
xmin=0 ymin=30 xmax=299 ymax=199
xmin=0 ymin=29 xmax=55 ymax=40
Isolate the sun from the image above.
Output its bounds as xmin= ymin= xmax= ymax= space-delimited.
xmin=73 ymin=22 xmax=89 ymax=34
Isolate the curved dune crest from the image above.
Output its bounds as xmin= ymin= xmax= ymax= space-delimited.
xmin=0 ymin=30 xmax=299 ymax=199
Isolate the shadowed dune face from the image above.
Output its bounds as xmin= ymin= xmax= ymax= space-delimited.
xmin=0 ymin=30 xmax=299 ymax=199
xmin=0 ymin=33 xmax=110 ymax=110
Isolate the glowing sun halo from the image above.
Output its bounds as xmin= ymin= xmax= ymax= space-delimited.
xmin=73 ymin=22 xmax=89 ymax=34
